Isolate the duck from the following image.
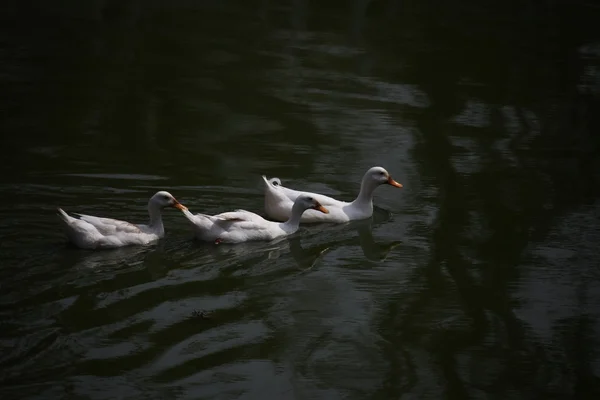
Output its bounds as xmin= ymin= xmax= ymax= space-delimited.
xmin=57 ymin=191 xmax=187 ymax=249
xmin=181 ymin=194 xmax=329 ymax=244
xmin=262 ymin=166 xmax=403 ymax=223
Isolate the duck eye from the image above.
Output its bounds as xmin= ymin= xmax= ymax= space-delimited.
xmin=272 ymin=181 xmax=279 ymax=187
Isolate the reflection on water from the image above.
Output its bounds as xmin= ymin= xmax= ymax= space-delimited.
xmin=1 ymin=0 xmax=600 ymax=399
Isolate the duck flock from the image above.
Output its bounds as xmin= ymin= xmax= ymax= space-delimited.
xmin=57 ymin=166 xmax=403 ymax=249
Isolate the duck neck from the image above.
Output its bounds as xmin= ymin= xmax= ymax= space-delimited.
xmin=281 ymin=202 xmax=305 ymax=232
xmin=351 ymin=175 xmax=378 ymax=210
xmin=148 ymin=202 xmax=165 ymax=234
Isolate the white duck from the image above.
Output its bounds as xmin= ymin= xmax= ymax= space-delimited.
xmin=57 ymin=191 xmax=187 ymax=249
xmin=181 ymin=194 xmax=329 ymax=244
xmin=262 ymin=166 xmax=403 ymax=223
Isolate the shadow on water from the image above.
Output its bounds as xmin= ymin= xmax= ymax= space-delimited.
xmin=362 ymin=1 xmax=600 ymax=399
xmin=176 ymin=206 xmax=400 ymax=272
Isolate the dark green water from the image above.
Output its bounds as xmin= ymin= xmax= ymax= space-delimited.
xmin=1 ymin=1 xmax=600 ymax=398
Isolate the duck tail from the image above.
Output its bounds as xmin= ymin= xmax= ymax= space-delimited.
xmin=261 ymin=175 xmax=270 ymax=187
xmin=57 ymin=208 xmax=72 ymax=223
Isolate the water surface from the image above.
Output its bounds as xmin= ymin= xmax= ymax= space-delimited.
xmin=1 ymin=1 xmax=599 ymax=399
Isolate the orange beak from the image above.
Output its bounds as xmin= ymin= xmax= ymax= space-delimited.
xmin=173 ymin=201 xmax=188 ymax=211
xmin=313 ymin=202 xmax=329 ymax=214
xmin=387 ymin=176 xmax=403 ymax=188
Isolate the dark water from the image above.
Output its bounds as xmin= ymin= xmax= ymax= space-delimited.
xmin=1 ymin=0 xmax=600 ymax=398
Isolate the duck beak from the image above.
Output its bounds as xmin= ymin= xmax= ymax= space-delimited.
xmin=387 ymin=176 xmax=403 ymax=188
xmin=173 ymin=201 xmax=188 ymax=211
xmin=313 ymin=202 xmax=329 ymax=214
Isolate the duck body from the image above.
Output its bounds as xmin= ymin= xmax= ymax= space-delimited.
xmin=263 ymin=166 xmax=403 ymax=223
xmin=57 ymin=191 xmax=186 ymax=250
xmin=263 ymin=179 xmax=368 ymax=223
xmin=182 ymin=195 xmax=328 ymax=244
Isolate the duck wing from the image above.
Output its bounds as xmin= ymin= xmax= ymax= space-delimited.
xmin=211 ymin=209 xmax=268 ymax=229
xmin=73 ymin=213 xmax=143 ymax=235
